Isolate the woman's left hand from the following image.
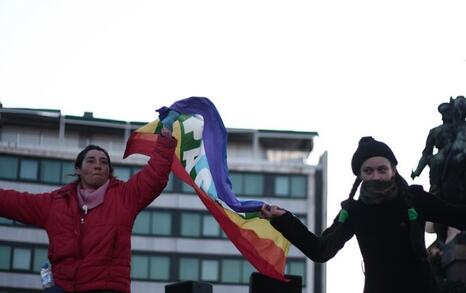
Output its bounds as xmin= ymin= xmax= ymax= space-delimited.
xmin=161 ymin=127 xmax=172 ymax=138
xmin=260 ymin=203 xmax=286 ymax=219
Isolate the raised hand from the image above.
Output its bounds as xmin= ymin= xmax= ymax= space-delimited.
xmin=260 ymin=203 xmax=286 ymax=219
xmin=160 ymin=110 xmax=180 ymax=138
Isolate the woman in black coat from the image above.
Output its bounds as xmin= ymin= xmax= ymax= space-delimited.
xmin=261 ymin=136 xmax=466 ymax=293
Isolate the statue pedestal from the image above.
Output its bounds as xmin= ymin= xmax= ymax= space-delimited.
xmin=441 ymin=232 xmax=466 ymax=282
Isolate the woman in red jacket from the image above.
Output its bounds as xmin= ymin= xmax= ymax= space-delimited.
xmin=0 ymin=127 xmax=176 ymax=293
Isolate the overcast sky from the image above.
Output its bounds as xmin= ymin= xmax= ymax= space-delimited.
xmin=1 ymin=1 xmax=466 ymax=292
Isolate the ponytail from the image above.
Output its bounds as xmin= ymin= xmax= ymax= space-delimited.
xmin=349 ymin=177 xmax=362 ymax=199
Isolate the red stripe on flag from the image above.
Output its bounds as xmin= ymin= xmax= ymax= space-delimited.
xmin=123 ymin=132 xmax=159 ymax=158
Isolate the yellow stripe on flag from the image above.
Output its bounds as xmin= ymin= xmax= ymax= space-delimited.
xmin=224 ymin=209 xmax=290 ymax=253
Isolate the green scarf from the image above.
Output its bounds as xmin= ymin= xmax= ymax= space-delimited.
xmin=359 ymin=178 xmax=398 ymax=205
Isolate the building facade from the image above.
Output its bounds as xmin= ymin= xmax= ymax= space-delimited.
xmin=0 ymin=106 xmax=327 ymax=293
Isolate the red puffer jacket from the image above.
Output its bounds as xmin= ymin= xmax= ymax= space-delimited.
xmin=0 ymin=135 xmax=176 ymax=293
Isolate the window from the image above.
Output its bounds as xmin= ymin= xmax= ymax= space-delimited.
xmin=241 ymin=261 xmax=255 ymax=283
xmin=179 ymin=257 xmax=199 ymax=281
xmin=286 ymin=260 xmax=306 ymax=285
xmin=0 ymin=155 xmax=18 ymax=179
xmin=12 ymin=247 xmax=31 ymax=270
xmin=180 ymin=213 xmax=201 ymax=237
xmin=0 ymin=245 xmax=11 ymax=269
xmin=113 ymin=166 xmax=131 ymax=181
xmin=291 ymin=176 xmax=306 ymax=198
xmin=230 ymin=173 xmax=243 ymax=195
xmin=32 ymin=248 xmax=48 ymax=272
xmin=149 ymin=256 xmax=170 ymax=280
xmin=151 ymin=211 xmax=172 ymax=236
xmin=19 ymin=158 xmax=38 ymax=181
xmin=220 ymin=259 xmax=253 ymax=284
xmin=131 ymin=255 xmax=149 ymax=279
xmin=202 ymin=215 xmax=220 ymax=237
xmin=61 ymin=161 xmax=75 ymax=184
xmin=164 ymin=173 xmax=174 ymax=192
xmin=228 ymin=173 xmax=264 ymax=197
xmin=40 ymin=160 xmax=61 ymax=184
xmin=201 ymin=260 xmax=219 ymax=281
xmin=243 ymin=174 xmax=264 ymax=196
xmin=274 ymin=175 xmax=307 ymax=198
xmin=133 ymin=211 xmax=151 ymax=235
xmin=274 ymin=176 xmax=289 ymax=196
xmin=221 ymin=259 xmax=241 ymax=283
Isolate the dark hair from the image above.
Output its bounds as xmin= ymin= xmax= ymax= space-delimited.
xmin=348 ymin=177 xmax=362 ymax=199
xmin=74 ymin=145 xmax=113 ymax=175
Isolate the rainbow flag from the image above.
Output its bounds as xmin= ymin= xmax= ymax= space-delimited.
xmin=124 ymin=97 xmax=290 ymax=281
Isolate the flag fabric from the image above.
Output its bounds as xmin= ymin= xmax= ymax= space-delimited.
xmin=124 ymin=97 xmax=290 ymax=281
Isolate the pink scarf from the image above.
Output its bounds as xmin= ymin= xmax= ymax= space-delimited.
xmin=77 ymin=180 xmax=110 ymax=214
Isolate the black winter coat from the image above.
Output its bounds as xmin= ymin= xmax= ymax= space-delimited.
xmin=271 ymin=185 xmax=466 ymax=293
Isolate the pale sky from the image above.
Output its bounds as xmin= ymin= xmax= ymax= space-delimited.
xmin=1 ymin=1 xmax=466 ymax=292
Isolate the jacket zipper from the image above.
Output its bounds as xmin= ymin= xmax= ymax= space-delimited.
xmin=80 ymin=205 xmax=88 ymax=224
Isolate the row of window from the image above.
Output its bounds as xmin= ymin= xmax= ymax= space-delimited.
xmin=0 ymin=242 xmax=306 ymax=285
xmin=0 ymin=156 xmax=75 ymax=185
xmin=134 ymin=209 xmax=307 ymax=238
xmin=135 ymin=209 xmax=225 ymax=238
xmin=0 ymin=245 xmax=47 ymax=273
xmin=0 ymin=154 xmax=309 ymax=198
xmin=0 ymin=209 xmax=307 ymax=239
xmin=132 ymin=254 xmax=306 ymax=285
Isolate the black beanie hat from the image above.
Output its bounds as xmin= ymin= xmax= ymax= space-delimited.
xmin=351 ymin=136 xmax=398 ymax=175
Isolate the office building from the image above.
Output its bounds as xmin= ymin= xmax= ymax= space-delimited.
xmin=0 ymin=106 xmax=327 ymax=293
